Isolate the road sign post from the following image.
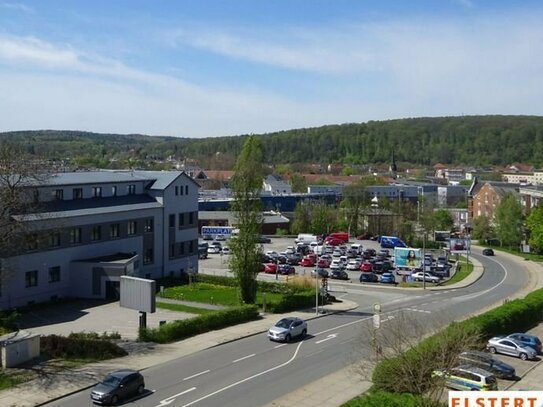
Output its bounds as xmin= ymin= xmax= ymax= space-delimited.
xmin=372 ymin=303 xmax=381 ymax=359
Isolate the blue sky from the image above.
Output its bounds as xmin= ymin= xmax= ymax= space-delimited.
xmin=0 ymin=0 xmax=542 ymax=137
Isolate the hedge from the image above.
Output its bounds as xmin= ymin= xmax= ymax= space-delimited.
xmin=40 ymin=335 xmax=127 ymax=360
xmin=342 ymin=391 xmax=445 ymax=407
xmin=139 ymin=304 xmax=260 ymax=343
xmin=265 ymin=290 xmax=317 ymax=313
xmin=372 ymin=287 xmax=543 ymax=393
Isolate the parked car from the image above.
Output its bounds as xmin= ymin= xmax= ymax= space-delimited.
xmin=330 ymin=270 xmax=349 ymax=280
xmin=278 ymin=264 xmax=295 ymax=275
xmin=311 ymin=267 xmax=329 ymax=278
xmin=330 ymin=259 xmax=343 ymax=270
xmin=207 ymin=245 xmax=221 ymax=254
xmin=432 ymin=365 xmax=498 ymax=391
xmin=458 ymin=351 xmax=516 ymax=379
xmin=215 ymin=234 xmax=226 ymax=241
xmin=263 ymin=263 xmax=278 ymax=274
xmin=482 ymin=248 xmax=495 ymax=256
xmin=359 ymin=261 xmax=373 ymax=272
xmin=324 ymin=237 xmax=343 ymax=246
xmin=267 ymin=317 xmax=307 ymax=342
xmin=286 ymin=253 xmax=302 ymax=265
xmin=411 ymin=272 xmax=440 ymax=283
xmin=332 ymin=249 xmax=342 ymax=258
xmin=506 ymin=333 xmax=542 ymax=354
xmin=346 ymin=260 xmax=361 ymax=271
xmin=379 ymin=272 xmax=397 ymax=285
xmin=317 ymin=258 xmax=331 ymax=268
xmin=90 ymin=369 xmax=145 ymax=405
xmin=258 ymin=236 xmax=272 ymax=244
xmin=221 ymin=246 xmax=231 ymax=255
xmin=356 ymin=233 xmax=372 ymax=240
xmin=487 ymin=337 xmax=538 ymax=360
xmin=300 ymin=256 xmax=316 ymax=267
xmin=360 ymin=272 xmax=378 ymax=283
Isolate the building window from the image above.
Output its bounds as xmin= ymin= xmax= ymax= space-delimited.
xmin=127 ymin=221 xmax=137 ymax=236
xmin=25 ymin=270 xmax=38 ymax=288
xmin=169 ymin=244 xmax=175 ymax=259
xmin=178 ymin=213 xmax=185 ymax=228
xmin=52 ymin=189 xmax=63 ymax=200
xmin=144 ymin=248 xmax=154 ymax=265
xmin=110 ymin=224 xmax=120 ymax=238
xmin=189 ymin=212 xmax=194 ymax=225
xmin=179 ymin=242 xmax=185 ymax=255
xmin=73 ymin=188 xmax=83 ymax=200
xmin=112 ymin=186 xmax=117 ymax=196
xmin=128 ymin=184 xmax=136 ymax=195
xmin=48 ymin=266 xmax=60 ymax=283
xmin=180 ymin=185 xmax=184 ymax=196
xmin=185 ymin=185 xmax=189 ymax=195
xmin=91 ymin=226 xmax=101 ymax=241
xmin=92 ymin=186 xmax=102 ymax=198
xmin=26 ymin=234 xmax=39 ymax=251
xmin=169 ymin=214 xmax=175 ymax=228
xmin=70 ymin=228 xmax=82 ymax=244
xmin=144 ymin=219 xmax=153 ymax=233
xmin=175 ymin=186 xmax=179 ymax=196
xmin=189 ymin=240 xmax=194 ymax=253
xmin=49 ymin=232 xmax=61 ymax=247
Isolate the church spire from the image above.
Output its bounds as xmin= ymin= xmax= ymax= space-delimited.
xmin=389 ymin=149 xmax=397 ymax=178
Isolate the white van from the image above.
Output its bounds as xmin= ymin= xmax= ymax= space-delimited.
xmin=295 ymin=234 xmax=318 ymax=244
xmin=351 ymin=244 xmax=363 ymax=255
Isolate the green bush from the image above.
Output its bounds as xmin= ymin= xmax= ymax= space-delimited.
xmin=342 ymin=391 xmax=445 ymax=407
xmin=68 ymin=331 xmax=121 ymax=340
xmin=40 ymin=335 xmax=127 ymax=360
xmin=265 ymin=290 xmax=315 ymax=313
xmin=139 ymin=305 xmax=259 ymax=343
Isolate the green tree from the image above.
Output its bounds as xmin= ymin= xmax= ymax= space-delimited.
xmin=291 ymin=201 xmax=312 ymax=234
xmin=471 ymin=215 xmax=494 ymax=242
xmin=290 ymin=174 xmax=307 ymax=193
xmin=494 ymin=194 xmax=523 ymax=248
xmin=433 ymin=209 xmax=453 ymax=231
xmin=341 ymin=182 xmax=370 ymax=236
xmin=526 ymin=204 xmax=543 ymax=254
xmin=228 ymin=136 xmax=263 ymax=304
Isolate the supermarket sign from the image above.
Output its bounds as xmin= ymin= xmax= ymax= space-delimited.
xmin=449 ymin=391 xmax=543 ymax=407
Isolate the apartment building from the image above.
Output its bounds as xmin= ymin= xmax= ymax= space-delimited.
xmin=0 ymin=170 xmax=199 ymax=310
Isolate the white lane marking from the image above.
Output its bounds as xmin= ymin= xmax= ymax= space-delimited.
xmin=274 ymin=343 xmax=287 ymax=349
xmin=452 ymin=257 xmax=509 ymax=301
xmin=180 ymin=342 xmax=304 ymax=407
xmin=232 ymin=353 xmax=255 ymax=363
xmin=315 ymin=333 xmax=337 ymax=344
xmin=183 ymin=370 xmax=210 ymax=381
xmin=155 ymin=387 xmax=196 ymax=406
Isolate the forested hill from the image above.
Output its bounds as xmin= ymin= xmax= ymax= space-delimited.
xmin=2 ymin=115 xmax=543 ymax=167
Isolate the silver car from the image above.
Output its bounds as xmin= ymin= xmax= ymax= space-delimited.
xmin=487 ymin=337 xmax=538 ymax=360
xmin=267 ymin=317 xmax=307 ymax=342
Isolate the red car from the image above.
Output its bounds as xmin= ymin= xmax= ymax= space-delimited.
xmin=317 ymin=258 xmax=331 ymax=268
xmin=300 ymin=256 xmax=316 ymax=267
xmin=324 ymin=237 xmax=343 ymax=246
xmin=359 ymin=261 xmax=373 ymax=272
xmin=263 ymin=263 xmax=278 ymax=274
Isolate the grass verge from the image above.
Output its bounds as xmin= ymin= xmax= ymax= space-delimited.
xmin=156 ymin=302 xmax=215 ymax=315
xmin=441 ymin=258 xmax=473 ymax=286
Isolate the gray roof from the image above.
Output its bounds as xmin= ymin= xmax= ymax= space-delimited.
xmin=199 ymin=211 xmax=289 ymax=225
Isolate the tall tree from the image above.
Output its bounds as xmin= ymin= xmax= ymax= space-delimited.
xmin=526 ymin=204 xmax=543 ymax=254
xmin=494 ymin=194 xmax=523 ymax=248
xmin=289 ymin=174 xmax=307 ymax=193
xmin=433 ymin=209 xmax=454 ymax=231
xmin=472 ymin=215 xmax=494 ymax=243
xmin=228 ymin=136 xmax=264 ymax=304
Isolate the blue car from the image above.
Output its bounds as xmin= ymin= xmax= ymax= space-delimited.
xmin=507 ymin=333 xmax=542 ymax=354
xmin=379 ymin=272 xmax=397 ymax=285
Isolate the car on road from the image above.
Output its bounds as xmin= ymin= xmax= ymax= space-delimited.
xmin=482 ymin=248 xmax=495 ymax=256
xmin=267 ymin=317 xmax=307 ymax=342
xmin=263 ymin=263 xmax=278 ymax=274
xmin=330 ymin=270 xmax=349 ymax=280
xmin=360 ymin=272 xmax=378 ymax=283
xmin=432 ymin=365 xmax=498 ymax=391
xmin=506 ymin=333 xmax=542 ymax=354
xmin=411 ymin=271 xmax=440 ymax=283
xmin=90 ymin=369 xmax=145 ymax=405
xmin=311 ymin=267 xmax=329 ymax=278
xmin=487 ymin=337 xmax=538 ymax=360
xmin=458 ymin=351 xmax=516 ymax=379
xmin=379 ymin=272 xmax=397 ymax=285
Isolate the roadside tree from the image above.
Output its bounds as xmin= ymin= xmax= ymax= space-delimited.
xmin=494 ymin=193 xmax=523 ymax=248
xmin=471 ymin=215 xmax=494 ymax=243
xmin=526 ymin=204 xmax=543 ymax=254
xmin=229 ymin=136 xmax=264 ymax=304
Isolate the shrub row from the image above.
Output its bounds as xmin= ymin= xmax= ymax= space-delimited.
xmin=139 ymin=305 xmax=259 ymax=343
xmin=372 ymin=287 xmax=543 ymax=393
xmin=341 ymin=391 xmax=445 ymax=407
xmin=40 ymin=335 xmax=127 ymax=360
xmin=265 ymin=290 xmax=316 ymax=313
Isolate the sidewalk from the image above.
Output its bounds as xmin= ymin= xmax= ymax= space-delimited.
xmin=0 ymin=299 xmax=359 ymax=407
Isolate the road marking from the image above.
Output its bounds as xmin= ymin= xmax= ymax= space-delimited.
xmin=155 ymin=387 xmax=196 ymax=406
xmin=232 ymin=353 xmax=255 ymax=363
xmin=183 ymin=370 xmax=210 ymax=381
xmin=180 ymin=342 xmax=304 ymax=407
xmin=405 ymin=308 xmax=431 ymax=314
xmin=274 ymin=343 xmax=287 ymax=349
xmin=315 ymin=333 xmax=337 ymax=344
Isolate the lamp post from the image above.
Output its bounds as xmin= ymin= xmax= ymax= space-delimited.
xmin=315 ymin=248 xmax=319 ymax=315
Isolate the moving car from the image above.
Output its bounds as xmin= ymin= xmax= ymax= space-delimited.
xmin=487 ymin=337 xmax=538 ymax=360
xmin=432 ymin=365 xmax=497 ymax=391
xmin=482 ymin=248 xmax=494 ymax=256
xmin=379 ymin=272 xmax=397 ymax=285
xmin=360 ymin=272 xmax=378 ymax=283
xmin=506 ymin=333 xmax=542 ymax=354
xmin=267 ymin=317 xmax=307 ymax=342
xmin=330 ymin=270 xmax=349 ymax=280
xmin=458 ymin=351 xmax=516 ymax=379
xmin=411 ymin=271 xmax=440 ymax=283
xmin=90 ymin=369 xmax=145 ymax=405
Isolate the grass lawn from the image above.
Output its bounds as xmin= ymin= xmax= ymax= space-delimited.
xmin=156 ymin=302 xmax=215 ymax=315
xmin=485 ymin=245 xmax=543 ymax=262
xmin=0 ymin=371 xmax=33 ymax=391
xmin=160 ymin=283 xmax=283 ymax=307
xmin=441 ymin=257 xmax=473 ymax=286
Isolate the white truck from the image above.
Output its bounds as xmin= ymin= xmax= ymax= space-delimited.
xmin=295 ymin=233 xmax=319 ymax=244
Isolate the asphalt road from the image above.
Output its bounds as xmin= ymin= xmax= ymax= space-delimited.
xmin=47 ymin=246 xmax=528 ymax=407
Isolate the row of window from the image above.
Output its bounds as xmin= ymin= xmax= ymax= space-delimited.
xmin=25 ymin=266 xmax=61 ymax=288
xmin=51 ymin=184 xmax=137 ymax=201
xmin=168 ymin=212 xmax=196 ymax=228
xmin=174 ymin=185 xmax=190 ymax=196
xmin=26 ymin=219 xmax=154 ymax=251
xmin=169 ymin=240 xmax=196 ymax=259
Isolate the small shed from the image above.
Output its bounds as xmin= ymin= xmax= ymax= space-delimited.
xmin=0 ymin=330 xmax=41 ymax=368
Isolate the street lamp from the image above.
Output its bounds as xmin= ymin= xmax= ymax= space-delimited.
xmin=315 ymin=247 xmax=320 ymax=315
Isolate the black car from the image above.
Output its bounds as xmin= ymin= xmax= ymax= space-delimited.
xmin=483 ymin=248 xmax=495 ymax=256
xmin=286 ymin=253 xmax=302 ymax=265
xmin=330 ymin=270 xmax=349 ymax=280
xmin=360 ymin=272 xmax=379 ymax=283
xmin=258 ymin=236 xmax=272 ymax=244
xmin=91 ymin=369 xmax=145 ymax=405
xmin=458 ymin=351 xmax=516 ymax=379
